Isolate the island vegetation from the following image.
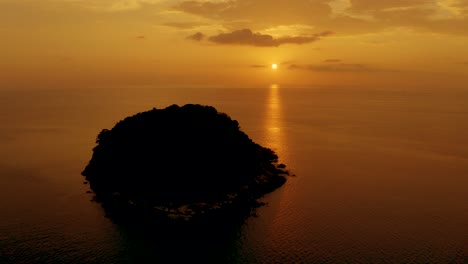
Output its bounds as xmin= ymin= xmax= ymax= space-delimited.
xmin=82 ymin=104 xmax=288 ymax=225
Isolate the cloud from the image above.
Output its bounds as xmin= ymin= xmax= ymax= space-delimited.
xmin=324 ymin=59 xmax=342 ymax=63
xmin=175 ymin=0 xmax=332 ymax=28
xmin=55 ymin=0 xmax=167 ymax=12
xmin=348 ymin=0 xmax=430 ymax=12
xmin=174 ymin=0 xmax=468 ymax=36
xmin=288 ymin=63 xmax=376 ymax=72
xmin=203 ymin=29 xmax=333 ymax=47
xmin=136 ymin=35 xmax=146 ymax=39
xmin=107 ymin=0 xmax=166 ymax=12
xmin=250 ymin=64 xmax=267 ymax=68
xmin=162 ymin=22 xmax=209 ymax=29
xmin=187 ymin=32 xmax=205 ymax=41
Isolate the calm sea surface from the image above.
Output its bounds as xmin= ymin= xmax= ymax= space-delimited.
xmin=0 ymin=86 xmax=467 ymax=263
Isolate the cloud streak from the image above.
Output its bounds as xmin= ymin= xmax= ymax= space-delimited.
xmin=106 ymin=0 xmax=165 ymax=12
xmin=288 ymin=63 xmax=376 ymax=72
xmin=324 ymin=59 xmax=342 ymax=63
xmin=162 ymin=22 xmax=209 ymax=29
xmin=189 ymin=29 xmax=333 ymax=47
xmin=187 ymin=32 xmax=205 ymax=41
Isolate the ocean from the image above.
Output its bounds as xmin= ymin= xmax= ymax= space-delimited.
xmin=1 ymin=86 xmax=467 ymax=263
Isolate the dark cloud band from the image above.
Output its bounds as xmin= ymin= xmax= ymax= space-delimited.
xmin=188 ymin=28 xmax=333 ymax=47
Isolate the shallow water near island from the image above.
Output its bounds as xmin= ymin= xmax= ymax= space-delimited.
xmin=0 ymin=86 xmax=467 ymax=263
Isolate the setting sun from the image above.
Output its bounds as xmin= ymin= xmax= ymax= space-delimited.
xmin=272 ymin=64 xmax=278 ymax=70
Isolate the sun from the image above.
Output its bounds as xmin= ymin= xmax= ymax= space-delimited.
xmin=272 ymin=63 xmax=278 ymax=70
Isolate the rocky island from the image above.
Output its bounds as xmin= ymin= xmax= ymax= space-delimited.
xmin=82 ymin=104 xmax=288 ymax=225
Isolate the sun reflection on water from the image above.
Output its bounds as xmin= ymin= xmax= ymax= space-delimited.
xmin=258 ymin=83 xmax=297 ymax=253
xmin=264 ymin=84 xmax=284 ymax=154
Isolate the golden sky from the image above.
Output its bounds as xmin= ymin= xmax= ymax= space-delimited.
xmin=1 ymin=0 xmax=467 ymax=89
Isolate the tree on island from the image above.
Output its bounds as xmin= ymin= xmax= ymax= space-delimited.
xmin=82 ymin=104 xmax=288 ymax=223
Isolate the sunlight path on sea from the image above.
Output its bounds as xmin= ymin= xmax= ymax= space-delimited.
xmin=247 ymin=84 xmax=302 ymax=261
xmin=264 ymin=84 xmax=283 ymax=154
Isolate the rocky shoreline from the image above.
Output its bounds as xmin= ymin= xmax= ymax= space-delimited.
xmin=89 ymin=163 xmax=288 ymax=227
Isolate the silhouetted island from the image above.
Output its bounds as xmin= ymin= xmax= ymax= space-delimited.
xmin=82 ymin=104 xmax=288 ymax=225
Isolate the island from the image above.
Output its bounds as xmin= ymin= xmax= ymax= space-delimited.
xmin=82 ymin=104 xmax=288 ymax=225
